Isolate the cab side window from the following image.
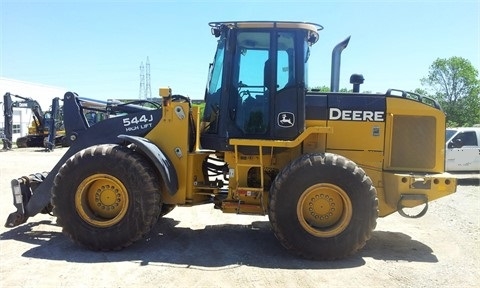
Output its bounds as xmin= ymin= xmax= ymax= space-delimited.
xmin=449 ymin=131 xmax=478 ymax=148
xmin=276 ymin=32 xmax=295 ymax=90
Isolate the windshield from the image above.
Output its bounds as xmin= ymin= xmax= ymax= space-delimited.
xmin=203 ymin=37 xmax=225 ymax=122
xmin=446 ymin=129 xmax=457 ymax=142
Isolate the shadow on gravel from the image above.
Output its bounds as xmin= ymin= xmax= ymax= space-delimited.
xmin=1 ymin=216 xmax=437 ymax=269
xmin=359 ymin=231 xmax=437 ymax=263
xmin=0 ymin=220 xmax=62 ymax=246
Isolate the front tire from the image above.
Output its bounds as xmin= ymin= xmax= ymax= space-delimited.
xmin=268 ymin=153 xmax=378 ymax=260
xmin=52 ymin=144 xmax=162 ymax=250
xmin=160 ymin=204 xmax=176 ymax=217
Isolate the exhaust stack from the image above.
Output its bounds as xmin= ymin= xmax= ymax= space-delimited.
xmin=330 ymin=36 xmax=351 ymax=92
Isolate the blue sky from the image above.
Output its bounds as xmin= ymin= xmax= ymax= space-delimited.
xmin=1 ymin=0 xmax=479 ymax=100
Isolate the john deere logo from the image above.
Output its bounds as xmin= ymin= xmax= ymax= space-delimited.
xmin=278 ymin=112 xmax=295 ymax=128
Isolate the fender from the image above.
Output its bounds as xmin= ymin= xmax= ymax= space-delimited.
xmin=118 ymin=135 xmax=178 ymax=196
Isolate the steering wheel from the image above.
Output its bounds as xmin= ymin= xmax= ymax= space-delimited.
xmin=239 ymin=90 xmax=252 ymax=101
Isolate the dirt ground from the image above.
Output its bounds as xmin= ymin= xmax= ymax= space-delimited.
xmin=0 ymin=147 xmax=479 ymax=288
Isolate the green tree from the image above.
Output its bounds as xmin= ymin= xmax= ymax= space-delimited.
xmin=413 ymin=88 xmax=429 ymax=96
xmin=309 ymin=85 xmax=330 ymax=92
xmin=421 ymin=57 xmax=480 ymax=127
xmin=309 ymin=85 xmax=353 ymax=93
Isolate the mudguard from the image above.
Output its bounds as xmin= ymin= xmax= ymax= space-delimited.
xmin=118 ymin=135 xmax=179 ymax=196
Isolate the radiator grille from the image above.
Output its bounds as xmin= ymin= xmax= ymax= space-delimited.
xmin=390 ymin=115 xmax=436 ymax=169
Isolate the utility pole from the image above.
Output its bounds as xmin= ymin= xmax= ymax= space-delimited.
xmin=139 ymin=61 xmax=145 ymax=99
xmin=145 ymin=57 xmax=152 ymax=100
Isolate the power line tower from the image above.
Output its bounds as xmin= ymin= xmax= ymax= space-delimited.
xmin=145 ymin=57 xmax=152 ymax=100
xmin=139 ymin=61 xmax=145 ymax=99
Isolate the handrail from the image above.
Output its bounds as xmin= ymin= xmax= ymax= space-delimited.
xmin=229 ymin=126 xmax=332 ymax=148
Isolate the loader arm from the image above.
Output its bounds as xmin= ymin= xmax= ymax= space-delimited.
xmin=5 ymin=92 xmax=162 ymax=227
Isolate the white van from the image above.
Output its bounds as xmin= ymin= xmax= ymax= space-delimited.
xmin=445 ymin=127 xmax=480 ymax=172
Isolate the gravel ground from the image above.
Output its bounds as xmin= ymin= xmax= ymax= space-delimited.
xmin=0 ymin=147 xmax=479 ymax=288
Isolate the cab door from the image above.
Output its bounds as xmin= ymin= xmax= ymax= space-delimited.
xmin=201 ymin=26 xmax=308 ymax=152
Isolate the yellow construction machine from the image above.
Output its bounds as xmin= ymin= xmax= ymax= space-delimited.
xmin=2 ymin=93 xmax=65 ymax=150
xmin=4 ymin=21 xmax=456 ymax=260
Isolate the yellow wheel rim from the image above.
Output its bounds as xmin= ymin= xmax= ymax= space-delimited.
xmin=297 ymin=183 xmax=352 ymax=237
xmin=75 ymin=174 xmax=129 ymax=227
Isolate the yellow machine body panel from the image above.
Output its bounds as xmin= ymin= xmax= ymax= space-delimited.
xmin=145 ymin=102 xmax=209 ymax=205
xmin=325 ymin=120 xmax=385 ymax=174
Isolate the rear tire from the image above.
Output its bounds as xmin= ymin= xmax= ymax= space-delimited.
xmin=268 ymin=153 xmax=378 ymax=260
xmin=52 ymin=144 xmax=162 ymax=250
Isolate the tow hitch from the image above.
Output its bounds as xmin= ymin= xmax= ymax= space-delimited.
xmin=397 ymin=194 xmax=429 ymax=218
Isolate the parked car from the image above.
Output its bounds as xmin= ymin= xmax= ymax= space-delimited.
xmin=445 ymin=127 xmax=480 ymax=172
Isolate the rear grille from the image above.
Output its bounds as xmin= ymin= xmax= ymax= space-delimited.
xmin=390 ymin=115 xmax=436 ymax=170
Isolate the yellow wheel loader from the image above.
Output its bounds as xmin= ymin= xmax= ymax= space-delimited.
xmin=4 ymin=21 xmax=456 ymax=260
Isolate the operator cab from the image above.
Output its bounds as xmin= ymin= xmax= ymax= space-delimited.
xmin=200 ymin=21 xmax=322 ymax=151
